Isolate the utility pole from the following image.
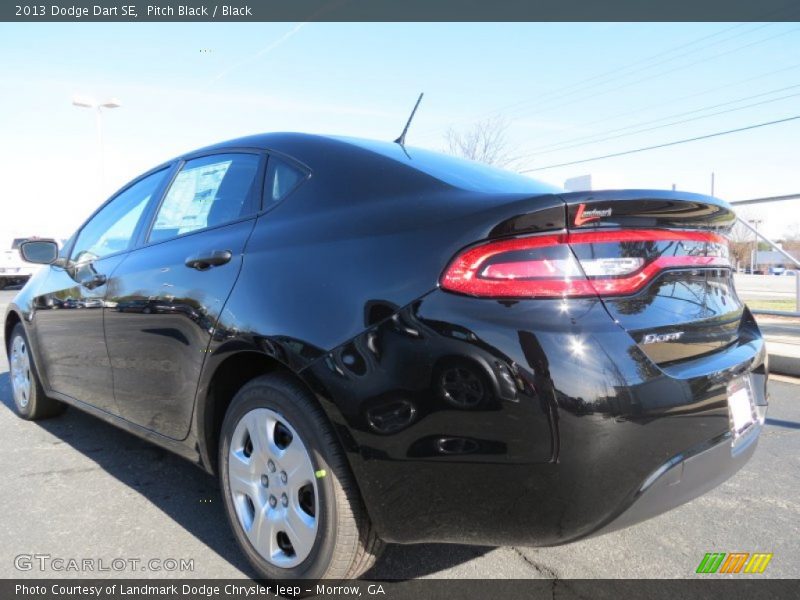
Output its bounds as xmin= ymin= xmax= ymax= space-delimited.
xmin=710 ymin=172 xmax=715 ymax=196
xmin=749 ymin=218 xmax=763 ymax=273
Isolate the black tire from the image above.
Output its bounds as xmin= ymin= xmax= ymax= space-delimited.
xmin=219 ymin=372 xmax=383 ymax=580
xmin=7 ymin=323 xmax=66 ymax=420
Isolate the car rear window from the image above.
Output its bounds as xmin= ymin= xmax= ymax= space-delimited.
xmin=335 ymin=137 xmax=561 ymax=195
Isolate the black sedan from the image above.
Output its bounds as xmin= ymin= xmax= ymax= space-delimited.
xmin=4 ymin=133 xmax=767 ymax=580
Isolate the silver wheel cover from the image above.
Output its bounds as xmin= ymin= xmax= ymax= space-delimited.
xmin=10 ymin=335 xmax=32 ymax=410
xmin=228 ymin=408 xmax=319 ymax=568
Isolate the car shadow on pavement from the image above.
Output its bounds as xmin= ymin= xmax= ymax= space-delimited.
xmin=0 ymin=371 xmax=490 ymax=579
xmin=765 ymin=417 xmax=800 ymax=430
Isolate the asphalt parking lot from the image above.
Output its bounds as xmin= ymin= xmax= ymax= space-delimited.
xmin=0 ymin=288 xmax=798 ymax=579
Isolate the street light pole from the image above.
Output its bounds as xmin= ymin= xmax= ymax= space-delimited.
xmin=72 ymin=95 xmax=121 ymax=193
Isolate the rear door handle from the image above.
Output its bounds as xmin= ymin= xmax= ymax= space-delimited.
xmin=185 ymin=250 xmax=232 ymax=271
xmin=80 ymin=273 xmax=107 ymax=289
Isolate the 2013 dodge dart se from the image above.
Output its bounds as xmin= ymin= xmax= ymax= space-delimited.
xmin=4 ymin=133 xmax=768 ymax=580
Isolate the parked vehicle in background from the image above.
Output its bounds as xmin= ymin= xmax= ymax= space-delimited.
xmin=0 ymin=238 xmax=42 ymax=289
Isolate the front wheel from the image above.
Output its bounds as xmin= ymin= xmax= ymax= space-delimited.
xmin=7 ymin=323 xmax=66 ymax=420
xmin=219 ymin=373 xmax=383 ymax=580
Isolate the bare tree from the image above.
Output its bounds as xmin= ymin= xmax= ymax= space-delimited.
xmin=780 ymin=223 xmax=800 ymax=259
xmin=444 ymin=116 xmax=515 ymax=167
xmin=728 ymin=210 xmax=756 ymax=270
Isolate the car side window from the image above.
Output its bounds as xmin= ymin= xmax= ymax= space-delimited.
xmin=149 ymin=153 xmax=260 ymax=243
xmin=264 ymin=156 xmax=306 ymax=207
xmin=71 ymin=169 xmax=167 ymax=264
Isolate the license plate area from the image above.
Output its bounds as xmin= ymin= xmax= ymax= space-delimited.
xmin=728 ymin=375 xmax=757 ymax=442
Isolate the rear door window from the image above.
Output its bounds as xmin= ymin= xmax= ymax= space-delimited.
xmin=149 ymin=153 xmax=261 ymax=242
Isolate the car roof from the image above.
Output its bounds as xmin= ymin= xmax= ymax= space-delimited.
xmin=185 ymin=132 xmax=560 ymax=195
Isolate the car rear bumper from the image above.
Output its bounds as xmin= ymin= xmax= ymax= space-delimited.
xmin=304 ymin=289 xmax=767 ymax=546
xmin=595 ymin=422 xmax=761 ymax=538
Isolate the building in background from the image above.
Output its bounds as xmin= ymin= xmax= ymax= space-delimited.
xmin=564 ymin=174 xmax=592 ymax=192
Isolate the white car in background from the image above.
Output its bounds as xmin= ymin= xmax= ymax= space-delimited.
xmin=0 ymin=238 xmax=43 ymax=289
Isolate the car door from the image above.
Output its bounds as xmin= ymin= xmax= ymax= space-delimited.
xmin=31 ymin=168 xmax=170 ymax=412
xmin=104 ymin=151 xmax=265 ymax=439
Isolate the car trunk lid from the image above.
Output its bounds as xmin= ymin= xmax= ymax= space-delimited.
xmin=561 ymin=190 xmax=740 ymax=365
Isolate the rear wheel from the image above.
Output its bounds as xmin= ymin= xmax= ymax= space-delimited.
xmin=218 ymin=373 xmax=383 ymax=579
xmin=7 ymin=323 xmax=65 ymax=420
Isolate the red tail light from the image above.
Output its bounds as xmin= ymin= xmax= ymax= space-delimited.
xmin=440 ymin=229 xmax=730 ymax=299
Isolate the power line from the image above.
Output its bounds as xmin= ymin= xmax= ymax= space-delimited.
xmin=418 ymin=22 xmax=790 ymax=140
xmin=521 ymin=62 xmax=800 ymax=152
xmin=516 ymin=85 xmax=800 ymax=159
xmin=487 ymin=24 xmax=766 ymax=117
xmin=520 ymin=81 xmax=800 ymax=154
xmin=500 ymin=25 xmax=800 ymax=124
xmin=520 ymin=115 xmax=800 ymax=173
xmin=416 ymin=23 xmax=759 ymax=139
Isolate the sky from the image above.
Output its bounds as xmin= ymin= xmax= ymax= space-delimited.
xmin=1 ymin=22 xmax=799 ymax=242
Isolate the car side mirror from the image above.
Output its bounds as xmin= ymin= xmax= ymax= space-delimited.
xmin=19 ymin=239 xmax=60 ymax=265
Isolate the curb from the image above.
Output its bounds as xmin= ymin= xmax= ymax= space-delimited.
xmin=766 ymin=339 xmax=800 ymax=378
xmin=769 ymin=353 xmax=800 ymax=378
